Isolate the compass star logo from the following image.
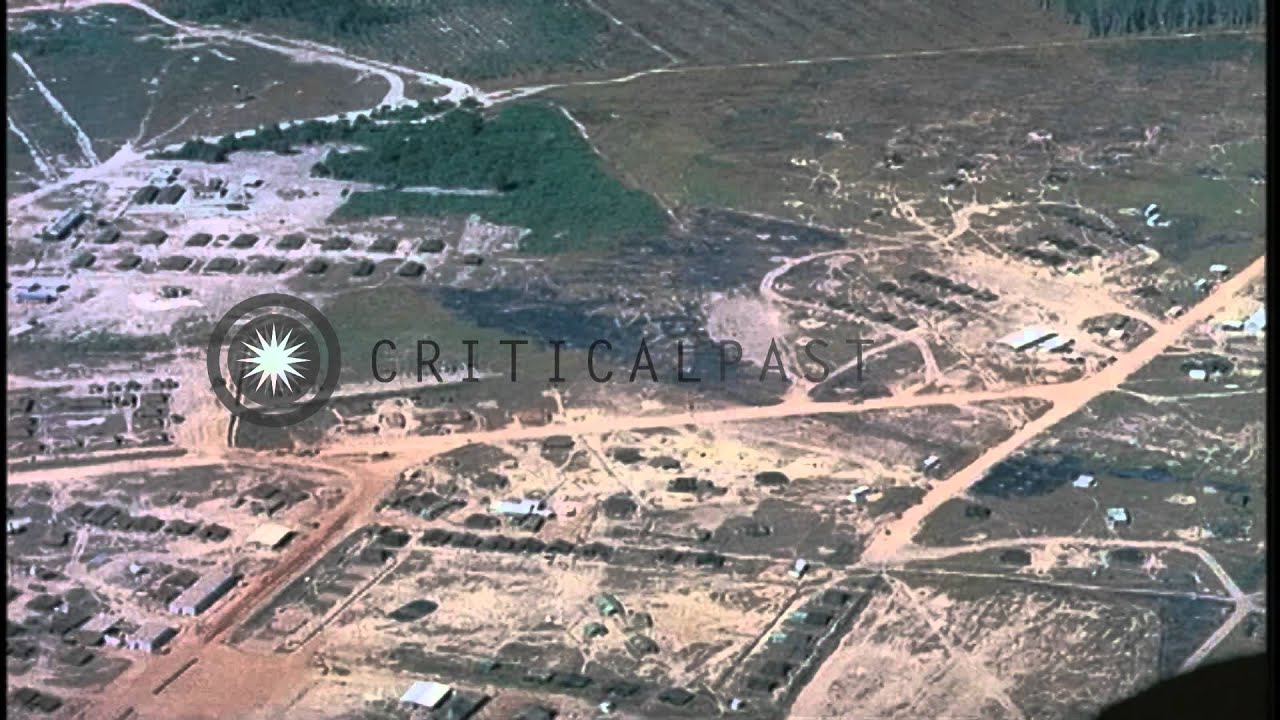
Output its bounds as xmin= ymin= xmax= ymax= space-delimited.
xmin=207 ymin=294 xmax=341 ymax=428
xmin=239 ymin=324 xmax=310 ymax=395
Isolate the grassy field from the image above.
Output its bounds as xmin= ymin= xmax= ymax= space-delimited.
xmin=590 ymin=0 xmax=1083 ymax=65
xmin=6 ymin=54 xmax=87 ymax=176
xmin=7 ymin=5 xmax=388 ymax=161
xmin=916 ymin=383 xmax=1266 ymax=594
xmin=9 ymin=7 xmax=177 ymax=160
xmin=154 ymin=0 xmax=665 ymax=83
xmin=549 ymin=34 xmax=1264 ymax=271
xmin=1068 ymin=138 xmax=1264 ymax=272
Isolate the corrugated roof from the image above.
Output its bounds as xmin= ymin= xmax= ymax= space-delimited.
xmin=246 ymin=522 xmax=293 ymax=548
xmin=1039 ymin=336 xmax=1072 ymax=352
xmin=170 ymin=569 xmax=238 ymax=610
xmin=996 ymin=326 xmax=1056 ymax=349
xmin=401 ymin=681 xmax=452 ymax=708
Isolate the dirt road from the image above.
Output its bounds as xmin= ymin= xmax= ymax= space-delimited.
xmin=861 ymin=254 xmax=1266 ymax=564
xmin=78 ymin=454 xmax=391 ymax=720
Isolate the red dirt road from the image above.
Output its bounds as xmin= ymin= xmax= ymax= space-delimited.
xmin=861 ymin=254 xmax=1266 ymax=563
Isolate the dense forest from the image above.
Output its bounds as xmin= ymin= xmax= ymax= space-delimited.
xmin=155 ymin=104 xmax=667 ymax=254
xmin=1041 ymin=0 xmax=1263 ymax=35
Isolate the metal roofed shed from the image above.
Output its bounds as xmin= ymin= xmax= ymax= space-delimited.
xmin=400 ymin=680 xmax=453 ymax=709
xmin=1106 ymin=508 xmax=1131 ymax=528
xmin=15 ymin=285 xmax=59 ymax=304
xmin=46 ymin=207 xmax=87 ymax=239
xmin=246 ymin=522 xmax=294 ymax=550
xmin=168 ymin=570 xmax=240 ymax=616
xmin=790 ymin=558 xmax=809 ymax=579
xmin=126 ymin=622 xmax=177 ymax=653
xmin=996 ymin=326 xmax=1057 ymax=351
xmin=491 ymin=498 xmax=552 ymax=518
xmin=1038 ymin=336 xmax=1073 ymax=353
xmin=1073 ymin=474 xmax=1096 ymax=489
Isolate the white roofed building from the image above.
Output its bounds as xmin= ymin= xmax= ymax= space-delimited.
xmin=126 ymin=622 xmax=177 ymax=653
xmin=400 ymin=681 xmax=452 ymax=709
xmin=1106 ymin=508 xmax=1131 ymax=528
xmin=491 ymin=498 xmax=553 ymax=517
xmin=247 ymin=522 xmax=294 ymax=550
xmin=1039 ymin=336 xmax=1073 ymax=353
xmin=1073 ymin=474 xmax=1096 ymax=489
xmin=996 ymin=327 xmax=1057 ymax=351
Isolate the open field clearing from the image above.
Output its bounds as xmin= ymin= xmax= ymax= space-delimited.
xmin=591 ymin=0 xmax=1082 ymax=65
xmin=6 ymin=5 xmax=389 ymax=163
xmin=153 ymin=0 xmax=668 ymax=84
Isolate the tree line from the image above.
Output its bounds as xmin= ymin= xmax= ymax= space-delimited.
xmin=1040 ymin=0 xmax=1263 ymax=36
xmin=164 ymin=0 xmax=398 ymax=36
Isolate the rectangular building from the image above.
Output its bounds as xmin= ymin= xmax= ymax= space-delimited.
xmin=400 ymin=681 xmax=453 ymax=709
xmin=246 ymin=522 xmax=294 ymax=550
xmin=45 ymin=208 xmax=86 ymax=240
xmin=126 ymin=622 xmax=177 ymax=653
xmin=1038 ymin=336 xmax=1073 ymax=353
xmin=491 ymin=498 xmax=552 ymax=518
xmin=168 ymin=570 xmax=240 ymax=616
xmin=996 ymin=326 xmax=1057 ymax=351
xmin=17 ymin=288 xmax=58 ymax=304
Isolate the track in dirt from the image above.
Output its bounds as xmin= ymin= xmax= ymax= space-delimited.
xmin=861 ymin=254 xmax=1265 ymax=564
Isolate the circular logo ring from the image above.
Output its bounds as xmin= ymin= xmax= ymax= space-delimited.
xmin=206 ymin=293 xmax=341 ymax=428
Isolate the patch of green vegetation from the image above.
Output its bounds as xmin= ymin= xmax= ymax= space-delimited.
xmin=1041 ymin=0 xmax=1262 ymax=36
xmin=8 ymin=7 xmax=170 ymax=58
xmin=158 ymin=104 xmax=668 ymax=254
xmin=1070 ymin=145 xmax=1265 ymax=271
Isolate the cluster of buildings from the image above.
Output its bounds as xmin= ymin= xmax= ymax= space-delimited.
xmin=1219 ymin=306 xmax=1266 ymax=336
xmin=1070 ymin=474 xmax=1131 ymax=529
